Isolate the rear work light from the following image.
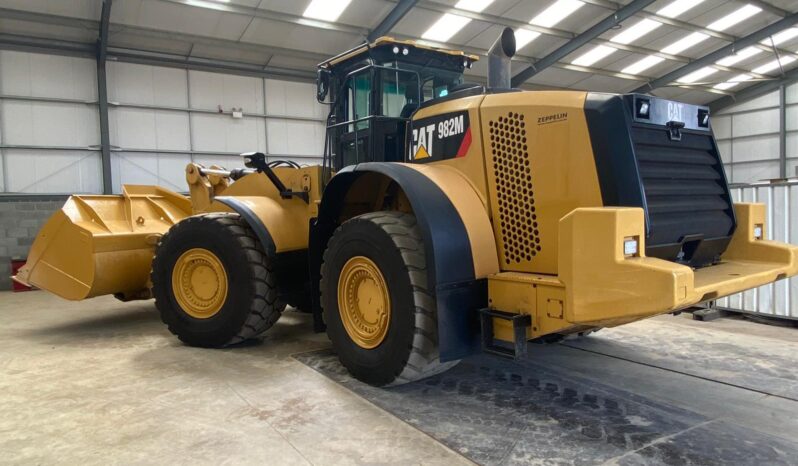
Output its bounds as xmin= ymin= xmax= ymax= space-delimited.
xmin=636 ymin=98 xmax=650 ymax=119
xmin=698 ymin=108 xmax=710 ymax=128
xmin=624 ymin=236 xmax=640 ymax=257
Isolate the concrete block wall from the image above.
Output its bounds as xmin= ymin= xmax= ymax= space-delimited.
xmin=0 ymin=198 xmax=65 ymax=290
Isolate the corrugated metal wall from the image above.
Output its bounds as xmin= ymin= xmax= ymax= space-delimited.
xmin=712 ymin=81 xmax=798 ymax=184
xmin=0 ymin=51 xmax=326 ymax=195
xmin=715 ymin=182 xmax=798 ymax=320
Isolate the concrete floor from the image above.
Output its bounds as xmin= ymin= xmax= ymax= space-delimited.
xmin=1 ymin=290 xmax=798 ymax=465
xmin=0 ymin=291 xmax=469 ymax=465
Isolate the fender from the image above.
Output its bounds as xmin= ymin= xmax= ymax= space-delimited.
xmin=213 ymin=196 xmax=277 ymax=256
xmin=313 ymin=162 xmax=499 ymax=361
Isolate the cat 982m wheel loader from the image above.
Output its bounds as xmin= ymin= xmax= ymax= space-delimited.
xmin=14 ymin=28 xmax=798 ymax=386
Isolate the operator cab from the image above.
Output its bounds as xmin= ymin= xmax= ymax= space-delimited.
xmin=316 ymin=38 xmax=479 ymax=172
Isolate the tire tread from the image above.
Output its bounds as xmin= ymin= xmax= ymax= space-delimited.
xmin=152 ymin=213 xmax=284 ymax=347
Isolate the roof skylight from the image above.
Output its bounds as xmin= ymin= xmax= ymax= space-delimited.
xmin=661 ymin=32 xmax=710 ymax=55
xmin=715 ymin=46 xmax=763 ymax=67
xmin=751 ymin=56 xmax=797 ymax=74
xmin=421 ymin=0 xmax=495 ymax=42
xmin=622 ymin=56 xmax=665 ymax=75
xmin=531 ymin=0 xmax=584 ymax=28
xmin=623 ymin=4 xmax=763 ymax=76
xmin=302 ymin=0 xmax=352 ymax=22
xmin=575 ymin=0 xmax=703 ymax=72
xmin=515 ymin=0 xmax=584 ymax=51
xmin=572 ymin=45 xmax=617 ymax=67
xmin=713 ymin=73 xmax=753 ymax=90
xmin=677 ymin=66 xmax=718 ymax=83
xmin=706 ymin=4 xmax=762 ymax=32
xmin=766 ymin=28 xmax=798 ymax=46
xmin=657 ymin=0 xmax=704 ymax=19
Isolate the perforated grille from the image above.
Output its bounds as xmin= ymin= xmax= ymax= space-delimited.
xmin=489 ymin=112 xmax=540 ymax=265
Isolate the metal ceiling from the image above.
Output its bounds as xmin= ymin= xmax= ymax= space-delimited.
xmin=0 ymin=0 xmax=796 ymax=107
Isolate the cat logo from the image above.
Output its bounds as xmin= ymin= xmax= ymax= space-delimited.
xmin=409 ymin=111 xmax=470 ymax=164
xmin=414 ymin=145 xmax=431 ymax=160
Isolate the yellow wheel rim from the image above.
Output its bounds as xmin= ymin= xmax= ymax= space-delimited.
xmin=171 ymin=248 xmax=228 ymax=319
xmin=337 ymin=256 xmax=391 ymax=349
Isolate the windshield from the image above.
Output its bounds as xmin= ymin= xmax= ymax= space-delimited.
xmin=376 ymin=61 xmax=465 ymax=119
xmin=381 ymin=60 xmax=464 ymax=101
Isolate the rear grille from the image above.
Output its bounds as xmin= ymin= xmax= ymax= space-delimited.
xmin=631 ymin=126 xmax=734 ymax=248
xmin=488 ymin=112 xmax=541 ymax=265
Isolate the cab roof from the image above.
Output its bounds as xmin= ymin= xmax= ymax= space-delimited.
xmin=318 ymin=36 xmax=480 ymax=69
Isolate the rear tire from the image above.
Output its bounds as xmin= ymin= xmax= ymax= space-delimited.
xmin=321 ymin=211 xmax=458 ymax=386
xmin=151 ymin=213 xmax=285 ymax=347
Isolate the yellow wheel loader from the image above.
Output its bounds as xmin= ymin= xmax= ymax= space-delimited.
xmin=14 ymin=28 xmax=798 ymax=386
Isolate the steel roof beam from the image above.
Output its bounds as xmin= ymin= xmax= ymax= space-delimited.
xmin=511 ymin=0 xmax=656 ymax=87
xmin=97 ymin=0 xmax=113 ymax=194
xmin=634 ymin=13 xmax=798 ymax=93
xmin=0 ymin=33 xmax=95 ymax=57
xmin=0 ymin=33 xmax=316 ymax=81
xmin=368 ymin=0 xmax=418 ymax=42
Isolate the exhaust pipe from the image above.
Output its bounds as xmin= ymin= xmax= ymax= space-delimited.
xmin=488 ymin=27 xmax=516 ymax=89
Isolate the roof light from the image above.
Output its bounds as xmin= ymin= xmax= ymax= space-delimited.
xmin=651 ymin=4 xmax=761 ymax=65
xmin=661 ymin=32 xmax=709 ymax=55
xmin=514 ymin=29 xmax=541 ymax=50
xmin=512 ymin=0 xmax=582 ymax=50
xmin=302 ymin=0 xmax=352 ymax=22
xmin=572 ymin=45 xmax=617 ymax=67
xmin=767 ymin=28 xmax=798 ymax=46
xmin=420 ymin=0 xmax=494 ymax=43
xmin=622 ymin=56 xmax=664 ymax=75
xmin=716 ymin=46 xmax=763 ymax=67
xmin=455 ymin=0 xmax=494 ymax=11
xmin=677 ymin=66 xmax=719 ymax=83
xmin=530 ymin=0 xmax=584 ymax=28
xmin=752 ymin=56 xmax=797 ymax=74
xmin=707 ymin=4 xmax=762 ymax=32
xmin=422 ymin=13 xmax=471 ymax=42
xmin=611 ymin=19 xmax=662 ymax=45
xmin=714 ymin=81 xmax=738 ymax=91
xmin=714 ymin=73 xmax=753 ymax=90
xmin=656 ymin=0 xmax=705 ymax=19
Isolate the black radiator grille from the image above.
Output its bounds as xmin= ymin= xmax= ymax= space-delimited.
xmin=631 ymin=126 xmax=734 ymax=249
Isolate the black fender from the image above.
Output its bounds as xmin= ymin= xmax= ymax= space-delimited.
xmin=214 ymin=196 xmax=276 ymax=256
xmin=311 ymin=163 xmax=486 ymax=361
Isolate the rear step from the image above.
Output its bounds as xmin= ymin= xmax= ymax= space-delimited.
xmin=478 ymin=308 xmax=531 ymax=359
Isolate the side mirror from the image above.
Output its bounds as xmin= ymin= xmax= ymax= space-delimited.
xmin=317 ymin=69 xmax=331 ymax=103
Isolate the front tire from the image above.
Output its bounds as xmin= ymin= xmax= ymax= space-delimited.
xmin=320 ymin=211 xmax=458 ymax=386
xmin=151 ymin=213 xmax=285 ymax=347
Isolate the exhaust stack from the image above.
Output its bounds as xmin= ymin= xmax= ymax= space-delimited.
xmin=488 ymin=27 xmax=516 ymax=89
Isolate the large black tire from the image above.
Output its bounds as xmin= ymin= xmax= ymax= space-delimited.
xmin=151 ymin=213 xmax=285 ymax=347
xmin=321 ymin=211 xmax=458 ymax=386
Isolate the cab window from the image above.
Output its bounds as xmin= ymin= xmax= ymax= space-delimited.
xmin=379 ymin=68 xmax=420 ymax=119
xmin=345 ymin=71 xmax=371 ymax=131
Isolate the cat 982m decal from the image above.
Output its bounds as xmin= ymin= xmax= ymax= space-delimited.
xmin=408 ymin=111 xmax=471 ymax=163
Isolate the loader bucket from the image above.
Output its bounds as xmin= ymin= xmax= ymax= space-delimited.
xmin=12 ymin=185 xmax=192 ymax=301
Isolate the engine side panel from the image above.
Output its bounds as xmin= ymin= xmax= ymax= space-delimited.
xmin=479 ymin=91 xmax=603 ymax=275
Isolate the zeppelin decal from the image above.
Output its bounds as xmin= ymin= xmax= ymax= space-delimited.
xmin=537 ymin=112 xmax=568 ymax=125
xmin=409 ymin=111 xmax=471 ymax=163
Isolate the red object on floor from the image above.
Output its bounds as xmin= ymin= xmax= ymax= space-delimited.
xmin=11 ymin=259 xmax=32 ymax=292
